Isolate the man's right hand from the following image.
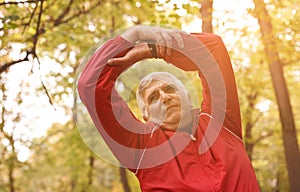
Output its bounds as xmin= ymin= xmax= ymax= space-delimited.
xmin=107 ymin=42 xmax=152 ymax=66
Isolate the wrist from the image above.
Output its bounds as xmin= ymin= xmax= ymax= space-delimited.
xmin=142 ymin=42 xmax=153 ymax=59
xmin=147 ymin=43 xmax=158 ymax=58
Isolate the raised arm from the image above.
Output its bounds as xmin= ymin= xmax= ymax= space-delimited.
xmin=109 ymin=29 xmax=242 ymax=140
xmin=163 ymin=33 xmax=242 ymax=139
xmin=77 ymin=26 xmax=186 ymax=169
xmin=78 ymin=26 xmax=242 ymax=169
xmin=77 ymin=36 xmax=149 ymax=169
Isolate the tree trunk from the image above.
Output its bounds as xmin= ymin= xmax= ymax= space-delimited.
xmin=88 ymin=153 xmax=95 ymax=186
xmin=120 ymin=167 xmax=131 ymax=192
xmin=8 ymin=146 xmax=16 ymax=192
xmin=0 ymin=76 xmax=16 ymax=192
xmin=253 ymin=1 xmax=300 ymax=191
xmin=244 ymin=92 xmax=258 ymax=161
xmin=200 ymin=0 xmax=213 ymax=33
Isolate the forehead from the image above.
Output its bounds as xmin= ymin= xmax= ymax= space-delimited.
xmin=142 ymin=79 xmax=172 ymax=96
xmin=143 ymin=79 xmax=169 ymax=91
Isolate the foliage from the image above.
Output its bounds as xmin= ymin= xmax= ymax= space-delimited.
xmin=0 ymin=0 xmax=299 ymax=191
xmin=0 ymin=0 xmax=197 ymax=191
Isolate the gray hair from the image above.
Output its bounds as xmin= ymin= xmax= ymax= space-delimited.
xmin=136 ymin=72 xmax=189 ymax=114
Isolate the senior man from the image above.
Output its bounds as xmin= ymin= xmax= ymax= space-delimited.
xmin=77 ymin=25 xmax=260 ymax=191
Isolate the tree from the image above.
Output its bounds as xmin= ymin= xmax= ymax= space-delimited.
xmin=252 ymin=0 xmax=300 ymax=191
xmin=1 ymin=0 xmax=199 ymax=191
xmin=2 ymin=0 xmax=298 ymax=191
xmin=237 ymin=63 xmax=273 ymax=161
xmin=200 ymin=0 xmax=213 ymax=33
xmin=0 ymin=72 xmax=31 ymax=192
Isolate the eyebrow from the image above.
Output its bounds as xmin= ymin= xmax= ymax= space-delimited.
xmin=147 ymin=90 xmax=158 ymax=102
xmin=164 ymin=84 xmax=175 ymax=90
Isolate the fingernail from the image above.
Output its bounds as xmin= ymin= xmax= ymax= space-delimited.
xmin=108 ymin=59 xmax=112 ymax=65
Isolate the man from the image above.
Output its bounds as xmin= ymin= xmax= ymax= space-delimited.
xmin=77 ymin=25 xmax=260 ymax=191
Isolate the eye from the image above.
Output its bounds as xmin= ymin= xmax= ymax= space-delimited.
xmin=164 ymin=85 xmax=176 ymax=93
xmin=148 ymin=93 xmax=159 ymax=103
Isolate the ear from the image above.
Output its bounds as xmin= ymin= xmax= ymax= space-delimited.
xmin=143 ymin=115 xmax=149 ymax=122
xmin=142 ymin=108 xmax=150 ymax=122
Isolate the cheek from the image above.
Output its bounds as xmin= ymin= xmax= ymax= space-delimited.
xmin=148 ymin=101 xmax=166 ymax=117
xmin=178 ymin=92 xmax=191 ymax=106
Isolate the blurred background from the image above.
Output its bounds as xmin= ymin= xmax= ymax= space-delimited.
xmin=0 ymin=0 xmax=299 ymax=191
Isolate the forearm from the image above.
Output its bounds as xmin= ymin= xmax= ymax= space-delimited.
xmin=78 ymin=34 xmax=157 ymax=147
xmin=77 ymin=36 xmax=132 ymax=99
xmin=77 ymin=36 xmax=137 ymax=143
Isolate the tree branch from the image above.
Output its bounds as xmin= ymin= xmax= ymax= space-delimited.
xmin=1 ymin=0 xmax=103 ymax=74
xmin=35 ymin=56 xmax=55 ymax=106
xmin=53 ymin=0 xmax=74 ymax=26
xmin=0 ymin=52 xmax=30 ymax=73
xmin=0 ymin=0 xmax=42 ymax=6
xmin=253 ymin=132 xmax=273 ymax=145
xmin=32 ymin=0 xmax=44 ymax=57
xmin=53 ymin=1 xmax=103 ymax=26
xmin=22 ymin=1 xmax=38 ymax=34
xmin=30 ymin=0 xmax=55 ymax=107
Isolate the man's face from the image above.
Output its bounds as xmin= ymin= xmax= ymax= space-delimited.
xmin=142 ymin=79 xmax=192 ymax=130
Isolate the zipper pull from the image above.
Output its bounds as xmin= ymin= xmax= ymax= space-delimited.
xmin=190 ymin=134 xmax=197 ymax=141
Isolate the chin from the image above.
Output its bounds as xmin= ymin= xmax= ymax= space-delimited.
xmin=166 ymin=112 xmax=180 ymax=120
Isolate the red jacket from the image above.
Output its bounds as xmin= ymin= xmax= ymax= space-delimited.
xmin=78 ymin=33 xmax=260 ymax=192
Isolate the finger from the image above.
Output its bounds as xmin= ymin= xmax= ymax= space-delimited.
xmin=156 ymin=44 xmax=165 ymax=58
xmin=171 ymin=31 xmax=185 ymax=49
xmin=107 ymin=57 xmax=128 ymax=66
xmin=156 ymin=33 xmax=166 ymax=57
xmin=161 ymin=31 xmax=173 ymax=56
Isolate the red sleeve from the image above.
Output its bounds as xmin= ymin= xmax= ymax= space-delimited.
xmin=77 ymin=33 xmax=242 ymax=169
xmin=164 ymin=33 xmax=242 ymax=139
xmin=77 ymin=36 xmax=155 ymax=169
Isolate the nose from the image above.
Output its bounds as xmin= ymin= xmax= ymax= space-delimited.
xmin=159 ymin=90 xmax=171 ymax=103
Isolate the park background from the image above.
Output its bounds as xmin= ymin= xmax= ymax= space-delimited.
xmin=1 ymin=0 xmax=300 ymax=191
